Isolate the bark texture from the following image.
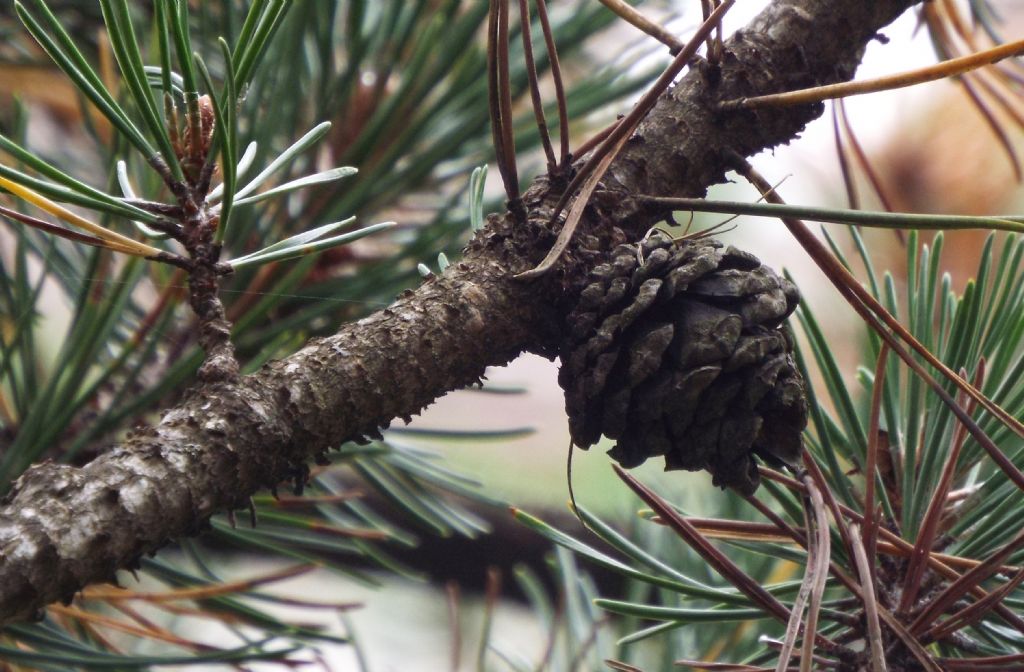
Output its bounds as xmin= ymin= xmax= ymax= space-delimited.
xmin=0 ymin=0 xmax=918 ymax=625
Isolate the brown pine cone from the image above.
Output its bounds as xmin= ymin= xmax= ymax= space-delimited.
xmin=558 ymin=231 xmax=806 ymax=495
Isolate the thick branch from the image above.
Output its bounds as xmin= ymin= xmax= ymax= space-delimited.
xmin=0 ymin=213 xmax=561 ymax=623
xmin=0 ymin=0 xmax=918 ymax=625
xmin=605 ymin=0 xmax=917 ymax=227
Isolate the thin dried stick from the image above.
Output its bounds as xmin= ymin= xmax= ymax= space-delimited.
xmin=742 ymin=496 xmax=807 ymax=546
xmin=849 ymin=524 xmax=889 ymax=672
xmin=534 ymin=0 xmax=570 ymax=167
xmin=775 ymin=493 xmax=816 ymax=672
xmin=82 ymin=563 xmax=315 ymax=602
xmin=672 ymin=515 xmax=1022 ymax=575
xmin=487 ymin=0 xmax=521 ymax=211
xmin=831 ymin=104 xmax=860 ymax=210
xmin=597 ymin=0 xmax=684 ymax=53
xmin=801 ymin=476 xmax=831 ymax=672
xmin=487 ymin=0 xmax=507 ymax=183
xmin=941 ymin=652 xmax=1024 ymax=670
xmin=672 ymin=663 xmax=774 ymax=671
xmin=109 ymin=600 xmax=175 ymax=643
xmin=476 ymin=567 xmax=502 ymax=671
xmin=834 ymin=99 xmax=904 ymax=246
xmin=862 ymin=345 xmax=889 ymax=584
xmin=926 ymin=566 xmax=1024 ymax=642
xmin=615 ymin=465 xmax=790 ymax=623
xmin=498 ymin=0 xmax=519 ymax=204
xmin=0 ymin=178 xmax=161 ymax=256
xmin=802 ymin=455 xmax=945 ymax=672
xmin=48 ymin=604 xmax=209 ymax=649
xmin=898 ymin=363 xmax=982 ymax=614
xmin=518 ymin=0 xmax=557 ymax=170
xmin=836 ymin=101 xmax=897 ymax=212
xmin=711 ymin=0 xmax=724 ymax=63
xmin=700 ymin=0 xmax=715 ymax=60
xmin=0 ymin=202 xmax=138 ymax=254
xmin=678 ymin=515 xmax=798 ymax=543
xmin=719 ymin=37 xmax=1024 ymax=110
xmin=803 ymin=455 xmax=855 ymax=574
xmin=910 ymin=528 xmax=1024 ymax=635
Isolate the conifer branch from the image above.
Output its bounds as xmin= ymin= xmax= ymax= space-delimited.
xmin=0 ymin=0 xmax=919 ymax=625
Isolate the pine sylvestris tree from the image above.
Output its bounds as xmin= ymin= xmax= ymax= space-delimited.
xmin=2 ymin=0 xmax=1024 ymax=670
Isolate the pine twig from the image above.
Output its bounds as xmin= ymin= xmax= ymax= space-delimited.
xmin=719 ymin=37 xmax=1024 ymax=110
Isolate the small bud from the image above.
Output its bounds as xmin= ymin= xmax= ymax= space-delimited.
xmin=180 ymin=95 xmax=218 ymax=182
xmin=196 ymin=94 xmax=216 ymax=158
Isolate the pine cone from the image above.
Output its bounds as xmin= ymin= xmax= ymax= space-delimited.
xmin=559 ymin=231 xmax=806 ymax=495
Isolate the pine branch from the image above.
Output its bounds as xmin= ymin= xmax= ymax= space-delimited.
xmin=0 ymin=0 xmax=919 ymax=625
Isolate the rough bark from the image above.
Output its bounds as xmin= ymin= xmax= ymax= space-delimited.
xmin=0 ymin=0 xmax=919 ymax=625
